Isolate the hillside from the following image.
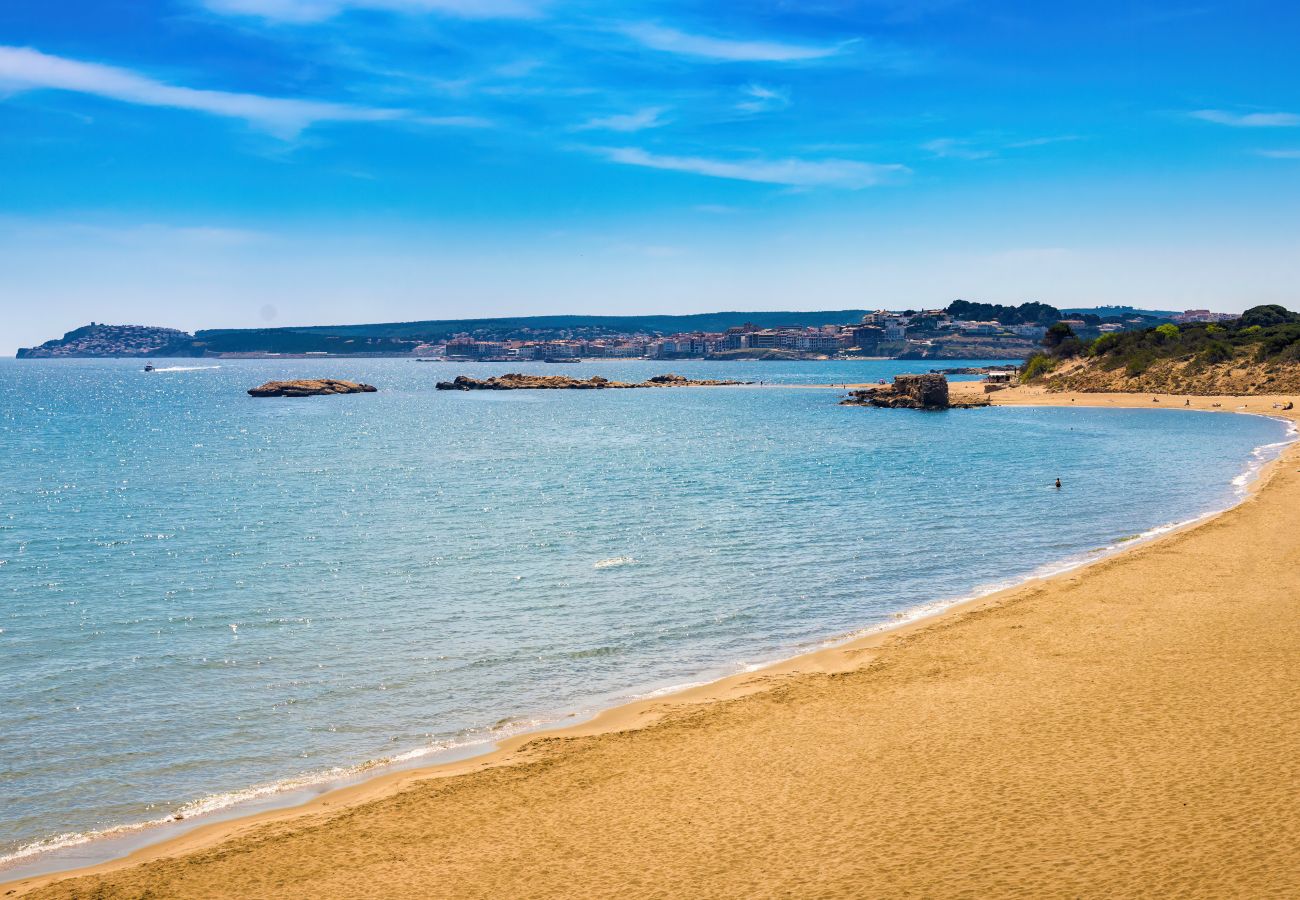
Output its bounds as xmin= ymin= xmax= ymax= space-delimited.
xmin=197 ymin=310 xmax=873 ymax=342
xmin=16 ymin=324 xmax=197 ymax=358
xmin=18 ymin=311 xmax=882 ymax=358
xmin=1041 ymin=356 xmax=1300 ymax=395
xmin=1026 ymin=304 xmax=1300 ymax=395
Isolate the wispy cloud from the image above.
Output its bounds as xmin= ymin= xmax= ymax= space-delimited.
xmin=922 ymin=138 xmax=996 ymax=160
xmin=619 ymin=23 xmax=846 ymax=63
xmin=735 ymin=83 xmax=790 ymax=114
xmin=573 ymin=106 xmax=669 ymax=133
xmin=1004 ymin=135 xmax=1080 ymax=149
xmin=591 ymin=147 xmax=908 ymax=189
xmin=0 ymin=46 xmax=487 ymax=139
xmin=412 ymin=114 xmax=494 ymax=128
xmin=1190 ymin=109 xmax=1300 ymax=128
xmin=1257 ymin=148 xmax=1300 ymax=159
xmin=6 ymin=219 xmax=270 ymax=248
xmin=202 ymin=0 xmax=542 ymax=24
xmin=923 ymin=134 xmax=1079 ymax=160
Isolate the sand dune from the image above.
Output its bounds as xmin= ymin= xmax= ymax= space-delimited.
xmin=10 ymin=389 xmax=1300 ymax=899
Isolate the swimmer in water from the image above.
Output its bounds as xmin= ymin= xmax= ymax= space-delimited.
xmin=1055 ymin=478 xmax=1062 ymax=489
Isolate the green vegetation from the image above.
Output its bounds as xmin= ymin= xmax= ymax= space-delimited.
xmin=203 ymin=310 xmax=874 ymax=343
xmin=1089 ymin=306 xmax=1300 ymax=373
xmin=1020 ymin=353 xmax=1057 ymax=382
xmin=1021 ymin=305 xmax=1300 ymax=380
xmin=945 ymin=299 xmax=1065 ymax=326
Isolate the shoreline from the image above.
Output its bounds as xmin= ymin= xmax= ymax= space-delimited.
xmin=7 ymin=387 xmax=1300 ymax=897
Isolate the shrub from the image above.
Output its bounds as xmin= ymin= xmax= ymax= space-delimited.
xmin=1090 ymin=332 xmax=1121 ymax=356
xmin=1021 ymin=353 xmax=1056 ymax=382
xmin=1154 ymin=323 xmax=1180 ymax=341
xmin=1125 ymin=350 xmax=1157 ymax=377
xmin=1198 ymin=341 xmax=1233 ymax=365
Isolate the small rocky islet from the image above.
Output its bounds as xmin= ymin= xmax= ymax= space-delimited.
xmin=435 ymin=373 xmax=748 ymax=390
xmin=841 ymin=374 xmax=988 ymax=410
xmin=247 ymin=379 xmax=378 ymax=397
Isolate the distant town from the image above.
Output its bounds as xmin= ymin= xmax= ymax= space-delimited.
xmin=16 ymin=302 xmax=1235 ymax=361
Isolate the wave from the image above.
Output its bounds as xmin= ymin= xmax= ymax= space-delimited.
xmin=1231 ymin=416 xmax=1297 ymax=492
xmin=0 ymin=714 xmax=557 ymax=874
xmin=146 ymin=365 xmax=222 ymax=372
xmin=5 ymin=411 xmax=1295 ymax=880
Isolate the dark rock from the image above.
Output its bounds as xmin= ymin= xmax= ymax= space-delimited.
xmin=842 ymin=373 xmax=985 ymax=410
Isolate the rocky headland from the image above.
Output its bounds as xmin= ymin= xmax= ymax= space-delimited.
xmin=17 ymin=324 xmax=197 ymax=358
xmin=435 ymin=373 xmax=747 ymax=391
xmin=247 ymin=379 xmax=378 ymax=397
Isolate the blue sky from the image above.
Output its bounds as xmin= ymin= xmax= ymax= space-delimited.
xmin=1 ymin=0 xmax=1298 ymax=351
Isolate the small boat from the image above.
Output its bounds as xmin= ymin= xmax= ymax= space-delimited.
xmin=543 ymin=357 xmax=581 ymax=364
xmin=143 ymin=364 xmax=155 ymax=372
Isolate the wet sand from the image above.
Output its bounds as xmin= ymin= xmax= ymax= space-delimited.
xmin=9 ymin=387 xmax=1300 ymax=898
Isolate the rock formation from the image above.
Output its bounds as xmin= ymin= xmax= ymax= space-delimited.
xmin=247 ymin=379 xmax=378 ymax=397
xmin=842 ymin=374 xmax=986 ymax=410
xmin=435 ymin=373 xmax=747 ymax=391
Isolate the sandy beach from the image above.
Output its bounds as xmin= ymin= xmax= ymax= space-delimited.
xmin=9 ymin=387 xmax=1300 ymax=899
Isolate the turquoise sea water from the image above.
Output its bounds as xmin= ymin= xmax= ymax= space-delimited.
xmin=0 ymin=357 xmax=1292 ymax=872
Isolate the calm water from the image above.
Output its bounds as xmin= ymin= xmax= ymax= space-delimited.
xmin=0 ymin=357 xmax=1291 ymax=869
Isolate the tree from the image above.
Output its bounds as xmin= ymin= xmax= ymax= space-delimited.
xmin=1043 ymin=321 xmax=1077 ymax=349
xmin=1239 ymin=305 xmax=1297 ymax=328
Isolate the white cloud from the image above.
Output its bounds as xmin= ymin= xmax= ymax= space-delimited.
xmin=1258 ymin=149 xmax=1300 ymax=159
xmin=923 ymin=134 xmax=1079 ymax=160
xmin=1190 ymin=109 xmax=1300 ymax=128
xmin=620 ymin=23 xmax=844 ymax=63
xmin=202 ymin=0 xmax=542 ymax=23
xmin=0 ymin=46 xmax=488 ymax=138
xmin=1004 ymin=135 xmax=1080 ymax=149
xmin=735 ymin=83 xmax=790 ymax=114
xmin=574 ymin=106 xmax=669 ymax=133
xmin=412 ymin=114 xmax=494 ymax=128
xmin=592 ymin=147 xmax=907 ymax=189
xmin=922 ymin=138 xmax=995 ymax=160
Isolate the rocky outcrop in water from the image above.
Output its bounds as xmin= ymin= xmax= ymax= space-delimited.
xmin=842 ymin=374 xmax=986 ymax=410
xmin=247 ymin=379 xmax=378 ymax=397
xmin=435 ymin=373 xmax=747 ymax=391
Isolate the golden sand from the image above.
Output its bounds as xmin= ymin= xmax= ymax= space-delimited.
xmin=10 ymin=388 xmax=1300 ymax=899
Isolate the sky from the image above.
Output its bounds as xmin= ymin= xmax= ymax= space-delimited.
xmin=1 ymin=0 xmax=1299 ymax=352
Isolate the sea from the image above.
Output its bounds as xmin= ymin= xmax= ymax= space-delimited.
xmin=0 ymin=357 xmax=1293 ymax=877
